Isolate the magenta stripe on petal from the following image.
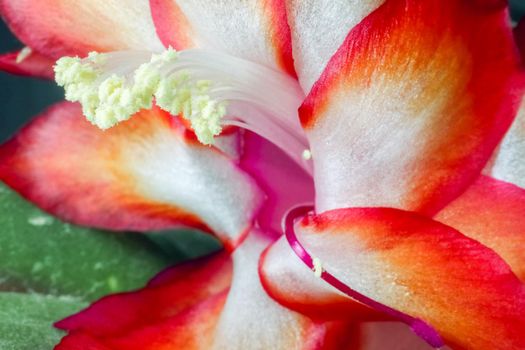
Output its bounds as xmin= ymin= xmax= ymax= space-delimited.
xmin=283 ymin=206 xmax=445 ymax=349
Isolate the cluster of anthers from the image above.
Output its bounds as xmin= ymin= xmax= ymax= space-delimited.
xmin=54 ymin=46 xmax=339 ymax=338
xmin=54 ymin=48 xmax=226 ymax=145
xmin=55 ymin=47 xmax=311 ymax=173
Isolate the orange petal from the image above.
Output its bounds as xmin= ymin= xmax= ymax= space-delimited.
xmin=260 ymin=234 xmax=382 ymax=321
xmin=285 ymin=0 xmax=384 ymax=91
xmin=262 ymin=208 xmax=525 ymax=349
xmin=299 ymin=0 xmax=522 ymax=214
xmin=0 ymin=0 xmax=164 ymax=59
xmin=436 ymin=175 xmax=525 ymax=281
xmin=0 ymin=102 xmax=263 ymax=248
xmin=150 ymin=0 xmax=295 ymax=75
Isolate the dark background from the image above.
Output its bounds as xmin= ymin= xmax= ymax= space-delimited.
xmin=1 ymin=2 xmax=525 ymax=142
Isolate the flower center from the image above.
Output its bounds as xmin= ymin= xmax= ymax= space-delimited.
xmin=54 ymin=48 xmax=311 ymax=172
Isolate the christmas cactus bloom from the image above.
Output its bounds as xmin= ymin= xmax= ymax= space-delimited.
xmin=1 ymin=0 xmax=525 ymax=349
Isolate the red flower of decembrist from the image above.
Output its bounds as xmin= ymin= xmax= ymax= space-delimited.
xmin=1 ymin=1 xmax=525 ymax=349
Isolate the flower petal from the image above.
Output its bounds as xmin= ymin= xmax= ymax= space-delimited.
xmin=56 ymin=292 xmax=229 ymax=350
xmin=262 ymin=208 xmax=525 ymax=349
xmin=150 ymin=0 xmax=295 ymax=75
xmin=285 ymin=0 xmax=384 ymax=91
xmin=56 ymin=251 xmax=231 ymax=350
xmin=354 ymin=322 xmax=438 ymax=350
xmin=0 ymin=49 xmax=54 ymax=79
xmin=55 ymin=333 xmax=111 ymax=350
xmin=299 ymin=0 xmax=522 ymax=214
xmin=436 ymin=175 xmax=525 ymax=281
xmin=486 ymin=97 xmax=525 ymax=189
xmin=0 ymin=102 xmax=263 ymax=248
xmin=55 ymin=252 xmax=232 ymax=337
xmin=260 ymin=234 xmax=381 ymax=321
xmin=483 ymin=18 xmax=525 ymax=189
xmin=56 ymin=232 xmax=354 ymax=349
xmin=0 ymin=0 xmax=164 ymax=59
xmin=211 ymin=231 xmax=349 ymax=350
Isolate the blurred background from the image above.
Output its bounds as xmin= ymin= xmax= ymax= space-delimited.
xmin=0 ymin=18 xmax=63 ymax=142
xmin=1 ymin=1 xmax=525 ymax=142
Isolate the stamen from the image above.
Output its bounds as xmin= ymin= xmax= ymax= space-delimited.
xmin=312 ymin=257 xmax=323 ymax=278
xmin=54 ymin=48 xmax=310 ymax=172
xmin=16 ymin=47 xmax=32 ymax=64
xmin=302 ymin=149 xmax=312 ymax=160
xmin=54 ymin=48 xmax=225 ymax=136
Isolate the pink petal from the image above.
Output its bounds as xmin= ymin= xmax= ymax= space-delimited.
xmin=436 ymin=175 xmax=525 ymax=281
xmin=240 ymin=131 xmax=314 ymax=234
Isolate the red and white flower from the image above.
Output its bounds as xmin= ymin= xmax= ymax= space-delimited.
xmin=1 ymin=0 xmax=524 ymax=349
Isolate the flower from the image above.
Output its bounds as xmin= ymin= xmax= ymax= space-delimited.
xmin=1 ymin=0 xmax=525 ymax=349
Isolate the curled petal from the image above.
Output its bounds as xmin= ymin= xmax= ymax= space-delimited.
xmin=260 ymin=235 xmax=381 ymax=321
xmin=0 ymin=0 xmax=164 ymax=58
xmin=240 ymin=132 xmax=314 ymax=234
xmin=0 ymin=102 xmax=263 ymax=248
xmin=261 ymin=208 xmax=525 ymax=349
xmin=150 ymin=0 xmax=295 ymax=75
xmin=436 ymin=175 xmax=525 ymax=281
xmin=300 ymin=0 xmax=522 ymax=214
xmin=0 ymin=49 xmax=54 ymax=79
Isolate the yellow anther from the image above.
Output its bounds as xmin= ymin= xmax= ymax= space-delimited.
xmin=54 ymin=47 xmax=227 ymax=144
xmin=151 ymin=47 xmax=179 ymax=63
xmin=302 ymin=149 xmax=312 ymax=160
xmin=312 ymin=257 xmax=323 ymax=278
